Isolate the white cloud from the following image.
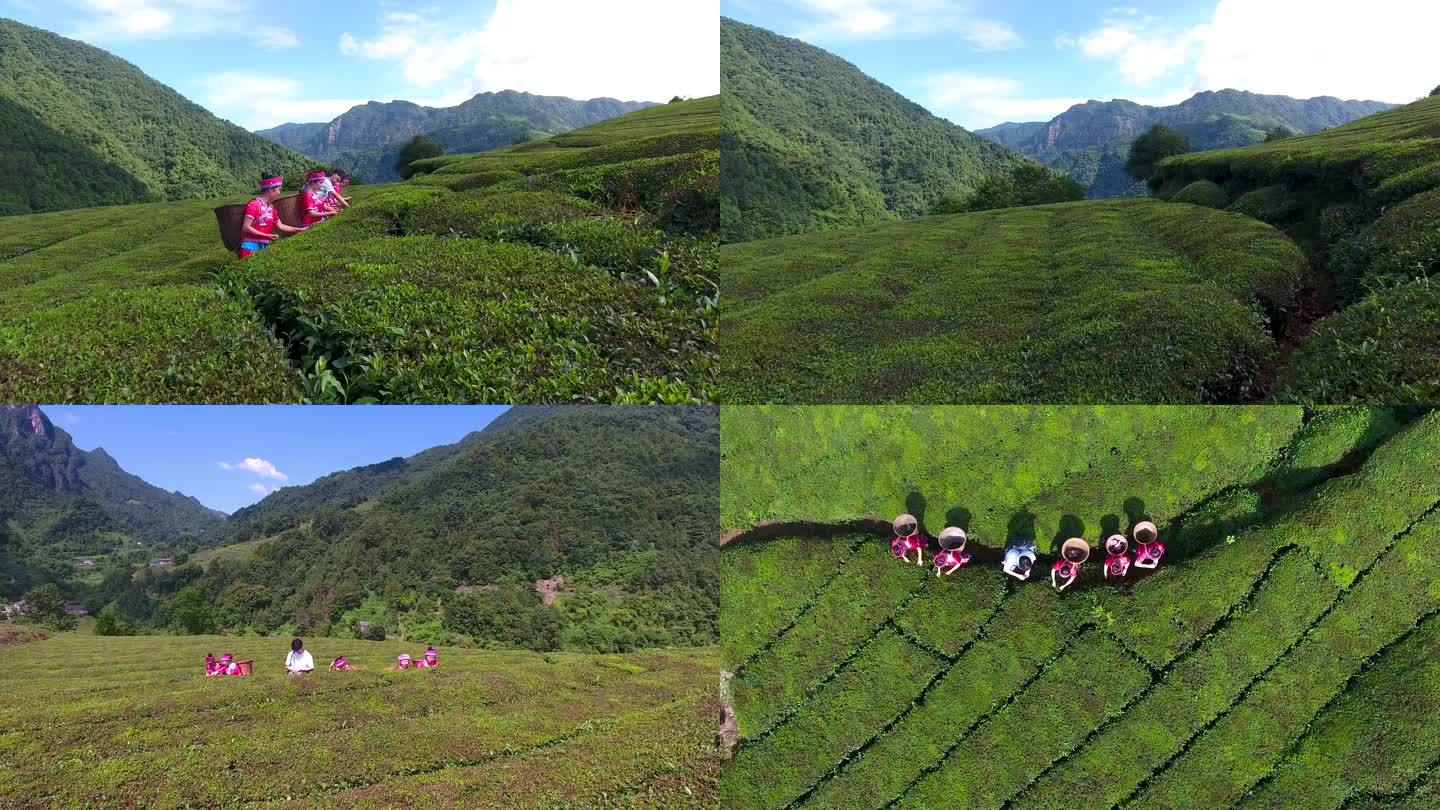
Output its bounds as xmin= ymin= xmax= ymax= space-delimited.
xmin=1062 ymin=0 xmax=1437 ymax=102
xmin=54 ymin=411 xmax=81 ymax=426
xmin=66 ymin=0 xmax=229 ymax=40
xmin=921 ymin=73 xmax=1086 ymax=129
xmin=1190 ymin=0 xmax=1440 ymax=102
xmin=1059 ymin=18 xmax=1204 ymax=85
xmin=196 ymin=72 xmax=366 ymax=130
xmin=256 ymin=26 xmax=300 ymax=50
xmin=784 ymin=0 xmax=1020 ymax=48
xmin=247 ymin=483 xmax=279 ymax=495
xmin=219 ymin=457 xmax=289 ymax=482
xmin=340 ymin=0 xmax=719 ymax=100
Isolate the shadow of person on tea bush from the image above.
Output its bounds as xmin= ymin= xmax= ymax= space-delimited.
xmin=944 ymin=506 xmax=972 ymax=532
xmin=1123 ymin=497 xmax=1150 ymax=533
xmin=1051 ymin=514 xmax=1086 ymax=556
xmin=906 ymin=490 xmax=928 ymax=537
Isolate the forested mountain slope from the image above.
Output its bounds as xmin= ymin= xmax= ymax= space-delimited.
xmin=0 ymin=18 xmax=313 ymax=214
xmin=720 ymin=17 xmax=1029 ymax=242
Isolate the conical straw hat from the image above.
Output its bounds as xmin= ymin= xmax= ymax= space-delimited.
xmin=1134 ymin=521 xmax=1158 ymax=543
xmin=893 ymin=513 xmax=917 ymax=534
xmin=1104 ymin=534 xmax=1128 ymax=555
xmin=937 ymin=526 xmax=967 ymax=550
xmin=1061 ymin=537 xmax=1090 ymax=563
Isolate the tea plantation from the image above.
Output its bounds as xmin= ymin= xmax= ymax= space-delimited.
xmin=720 ymin=405 xmax=1440 ymax=808
xmin=0 ymin=97 xmax=718 ymax=403
xmin=1153 ymin=94 xmax=1440 ymax=402
xmin=721 ymin=199 xmax=1306 ymax=403
xmin=0 ymin=633 xmax=719 ymax=807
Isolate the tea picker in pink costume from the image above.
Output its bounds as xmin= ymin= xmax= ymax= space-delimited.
xmin=890 ymin=513 xmax=926 ymax=566
xmin=933 ymin=527 xmax=972 ymax=577
xmin=1051 ymin=538 xmax=1090 ymax=591
xmin=1103 ymin=535 xmax=1131 ymax=579
xmin=1133 ymin=521 xmax=1166 ymax=569
xmin=238 ymin=174 xmax=305 ymax=259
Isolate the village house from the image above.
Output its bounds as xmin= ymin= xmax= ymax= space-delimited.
xmin=3 ymin=600 xmax=25 ymax=621
xmin=149 ymin=558 xmax=174 ymax=568
xmin=63 ymin=602 xmax=89 ymax=616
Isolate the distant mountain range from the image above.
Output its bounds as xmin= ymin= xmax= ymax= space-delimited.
xmin=720 ymin=17 xmax=1029 ymax=242
xmin=977 ymin=90 xmax=1396 ymax=198
xmin=256 ymin=91 xmax=657 ymax=182
xmin=0 ymin=18 xmax=314 ymax=215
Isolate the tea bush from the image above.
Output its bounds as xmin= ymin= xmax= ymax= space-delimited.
xmin=720 ymin=408 xmax=1440 ymax=809
xmin=0 ymin=98 xmax=719 ymax=402
xmin=1169 ymin=179 xmax=1229 ymax=208
xmin=721 ymin=199 xmax=1305 ymax=403
xmin=0 ymin=633 xmax=719 ymax=805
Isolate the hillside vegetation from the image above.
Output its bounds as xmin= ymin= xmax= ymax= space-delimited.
xmin=0 ymin=19 xmax=314 ymax=214
xmin=258 ymin=91 xmax=655 ymax=182
xmin=720 ymin=406 xmax=1440 ymax=808
xmin=720 ymin=18 xmax=1029 ymax=242
xmin=977 ymin=91 xmax=1393 ymax=199
xmin=0 ymin=633 xmax=718 ymax=807
xmin=82 ymin=407 xmax=719 ymax=655
xmin=1153 ymin=94 xmax=1440 ymax=401
xmin=722 ymin=199 xmax=1306 ymax=403
xmin=1 ymin=405 xmax=222 ymax=596
xmin=0 ymin=97 xmax=719 ymax=403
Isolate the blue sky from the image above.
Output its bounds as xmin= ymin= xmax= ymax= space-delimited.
xmin=0 ymin=0 xmax=719 ymax=130
xmin=722 ymin=0 xmax=1438 ymax=129
xmin=43 ymin=406 xmax=509 ymax=514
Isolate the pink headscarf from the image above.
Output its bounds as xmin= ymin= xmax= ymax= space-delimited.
xmin=259 ymin=176 xmax=283 ymax=191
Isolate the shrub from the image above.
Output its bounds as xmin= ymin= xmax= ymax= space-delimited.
xmin=19 ymin=583 xmax=75 ymax=631
xmin=395 ymin=135 xmax=444 ymax=180
xmin=1226 ymin=184 xmax=1302 ymax=223
xmin=94 ymin=604 xmax=135 ymax=636
xmin=1127 ymin=124 xmax=1191 ymax=182
xmin=1170 ymin=179 xmax=1229 ymax=209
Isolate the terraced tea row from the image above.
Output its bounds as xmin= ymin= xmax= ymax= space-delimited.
xmin=1153 ymin=94 xmax=1440 ymax=402
xmin=0 ymin=634 xmax=718 ymax=807
xmin=720 ymin=408 xmax=1440 ymax=808
xmin=721 ymin=199 xmax=1306 ymax=403
xmin=0 ymin=97 xmax=718 ymax=403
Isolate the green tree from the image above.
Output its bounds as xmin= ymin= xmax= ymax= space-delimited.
xmin=1431 ymin=85 xmax=1440 ymax=97
xmin=1264 ymin=126 xmax=1296 ymax=142
xmin=94 ymin=604 xmax=135 ymax=636
xmin=934 ymin=163 xmax=1085 ymax=214
xmin=395 ymin=135 xmax=444 ymax=180
xmin=1126 ymin=124 xmax=1191 ymax=183
xmin=169 ymin=585 xmax=214 ymax=635
xmin=20 ymin=583 xmax=75 ymax=631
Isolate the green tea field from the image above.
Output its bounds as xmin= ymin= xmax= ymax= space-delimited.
xmin=1153 ymin=94 xmax=1440 ymax=402
xmin=0 ymin=633 xmax=719 ymax=807
xmin=720 ymin=405 xmax=1440 ymax=808
xmin=0 ymin=97 xmax=718 ymax=404
xmin=722 ymin=200 xmax=1305 ymax=403
xmin=722 ymin=94 xmax=1440 ymax=406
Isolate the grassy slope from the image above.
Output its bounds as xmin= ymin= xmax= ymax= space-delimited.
xmin=0 ymin=98 xmax=718 ymax=403
xmin=719 ymin=407 xmax=1440 ymax=809
xmin=721 ymin=199 xmax=1306 ymax=403
xmin=1153 ymin=95 xmax=1440 ymax=402
xmin=0 ymin=633 xmax=718 ymax=807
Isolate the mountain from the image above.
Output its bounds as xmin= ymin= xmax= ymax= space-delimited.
xmin=0 ymin=18 xmax=314 ymax=215
xmin=720 ymin=17 xmax=1030 ymax=242
xmin=0 ymin=405 xmax=224 ymax=596
xmin=977 ymin=90 xmax=1397 ymax=198
xmin=256 ymin=91 xmax=657 ymax=182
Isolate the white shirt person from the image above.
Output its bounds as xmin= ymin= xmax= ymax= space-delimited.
xmin=285 ymin=639 xmax=315 ymax=674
